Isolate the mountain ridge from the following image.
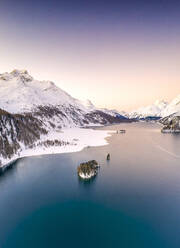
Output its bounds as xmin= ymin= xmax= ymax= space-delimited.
xmin=0 ymin=69 xmax=131 ymax=168
xmin=128 ymin=96 xmax=180 ymax=120
xmin=0 ymin=69 xmax=180 ymax=168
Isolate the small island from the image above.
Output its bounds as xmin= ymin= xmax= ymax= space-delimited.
xmin=117 ymin=130 xmax=126 ymax=133
xmin=107 ymin=153 xmax=110 ymax=160
xmin=77 ymin=160 xmax=100 ymax=179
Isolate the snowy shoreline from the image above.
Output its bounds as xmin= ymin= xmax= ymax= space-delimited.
xmin=0 ymin=128 xmax=115 ymax=172
xmin=161 ymin=129 xmax=180 ymax=133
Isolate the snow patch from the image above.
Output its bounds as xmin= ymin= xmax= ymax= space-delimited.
xmin=0 ymin=128 xmax=114 ymax=169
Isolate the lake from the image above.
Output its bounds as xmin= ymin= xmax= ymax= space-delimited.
xmin=1 ymin=123 xmax=180 ymax=248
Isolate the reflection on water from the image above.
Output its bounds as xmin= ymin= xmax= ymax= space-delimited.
xmin=0 ymin=159 xmax=18 ymax=181
xmin=78 ymin=173 xmax=98 ymax=188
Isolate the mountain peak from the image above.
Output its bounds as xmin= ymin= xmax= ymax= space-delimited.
xmin=10 ymin=69 xmax=29 ymax=76
xmin=11 ymin=69 xmax=33 ymax=82
xmin=0 ymin=69 xmax=33 ymax=82
xmin=84 ymin=99 xmax=95 ymax=108
xmin=129 ymin=99 xmax=168 ymax=119
xmin=0 ymin=69 xmax=91 ymax=113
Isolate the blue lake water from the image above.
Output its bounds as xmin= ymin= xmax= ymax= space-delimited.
xmin=1 ymin=123 xmax=180 ymax=248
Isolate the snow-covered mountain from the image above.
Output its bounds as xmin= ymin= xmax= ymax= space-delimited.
xmin=98 ymin=108 xmax=129 ymax=119
xmin=0 ymin=69 xmax=130 ymax=168
xmin=128 ymin=94 xmax=180 ymax=120
xmin=0 ymin=69 xmax=129 ymax=127
xmin=0 ymin=69 xmax=90 ymax=114
xmin=161 ymin=94 xmax=180 ymax=117
xmin=159 ymin=95 xmax=180 ymax=133
xmin=128 ymin=100 xmax=168 ymax=120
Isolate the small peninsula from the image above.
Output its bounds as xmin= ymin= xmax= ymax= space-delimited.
xmin=161 ymin=116 xmax=180 ymax=133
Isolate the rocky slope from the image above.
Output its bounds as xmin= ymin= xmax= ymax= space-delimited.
xmin=0 ymin=108 xmax=48 ymax=166
xmin=160 ymin=114 xmax=180 ymax=133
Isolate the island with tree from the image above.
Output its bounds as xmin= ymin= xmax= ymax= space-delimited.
xmin=77 ymin=160 xmax=100 ymax=179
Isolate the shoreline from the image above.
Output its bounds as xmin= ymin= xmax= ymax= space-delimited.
xmin=161 ymin=129 xmax=180 ymax=133
xmin=0 ymin=128 xmax=115 ymax=173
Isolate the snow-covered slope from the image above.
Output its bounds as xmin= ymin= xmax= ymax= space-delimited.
xmin=0 ymin=69 xmax=130 ymax=169
xmin=128 ymin=94 xmax=180 ymax=120
xmin=80 ymin=99 xmax=96 ymax=111
xmin=100 ymin=108 xmax=129 ymax=119
xmin=128 ymin=100 xmax=168 ymax=119
xmin=0 ymin=69 xmax=129 ymax=128
xmin=0 ymin=69 xmax=89 ymax=113
xmin=161 ymin=94 xmax=180 ymax=117
xmin=0 ymin=108 xmax=47 ymax=166
xmin=0 ymin=106 xmax=114 ymax=169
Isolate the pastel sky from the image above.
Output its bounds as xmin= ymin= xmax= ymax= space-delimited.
xmin=0 ymin=0 xmax=180 ymax=111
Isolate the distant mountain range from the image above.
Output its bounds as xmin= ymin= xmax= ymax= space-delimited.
xmin=1 ymin=69 xmax=180 ymax=121
xmin=128 ymin=96 xmax=180 ymax=120
xmin=126 ymin=93 xmax=180 ymax=133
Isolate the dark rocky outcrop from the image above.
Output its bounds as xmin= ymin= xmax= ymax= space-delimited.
xmin=84 ymin=110 xmax=132 ymax=125
xmin=107 ymin=153 xmax=110 ymax=160
xmin=160 ymin=115 xmax=180 ymax=133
